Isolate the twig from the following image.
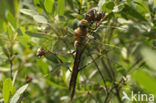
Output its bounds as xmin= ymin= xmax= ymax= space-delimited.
xmin=79 ymin=55 xmax=101 ymax=71
xmin=88 ymin=53 xmax=108 ymax=94
xmin=50 ymin=25 xmax=74 ymax=59
xmin=9 ymin=58 xmax=13 ymax=80
xmin=88 ymin=91 xmax=98 ymax=103
xmin=127 ymin=57 xmax=143 ymax=73
xmin=104 ymin=86 xmax=115 ymax=103
xmin=104 ymin=77 xmax=124 ymax=103
xmin=101 ymin=55 xmax=123 ymax=103
xmin=90 ymin=13 xmax=111 ymax=35
xmin=106 ymin=53 xmax=116 ymax=80
xmin=9 ymin=44 xmax=14 ymax=80
xmin=101 ymin=58 xmax=113 ymax=80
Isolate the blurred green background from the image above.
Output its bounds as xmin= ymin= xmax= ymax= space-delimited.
xmin=0 ymin=0 xmax=156 ymax=103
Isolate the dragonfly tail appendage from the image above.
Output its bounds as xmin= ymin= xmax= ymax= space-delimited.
xmin=70 ymin=69 xmax=78 ymax=100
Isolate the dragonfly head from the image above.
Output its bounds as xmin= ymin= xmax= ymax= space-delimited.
xmin=78 ymin=19 xmax=89 ymax=29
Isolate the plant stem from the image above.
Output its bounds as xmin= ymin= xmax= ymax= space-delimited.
xmin=101 ymin=58 xmax=113 ymax=80
xmin=9 ymin=58 xmax=13 ymax=80
xmin=88 ymin=53 xmax=108 ymax=93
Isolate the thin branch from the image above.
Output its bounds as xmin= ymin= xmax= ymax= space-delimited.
xmin=9 ymin=43 xmax=14 ymax=80
xmin=90 ymin=13 xmax=111 ymax=35
xmin=127 ymin=57 xmax=144 ymax=73
xmin=50 ymin=25 xmax=74 ymax=59
xmin=9 ymin=58 xmax=13 ymax=80
xmin=114 ymin=87 xmax=122 ymax=103
xmin=106 ymin=53 xmax=116 ymax=80
xmin=104 ymin=77 xmax=124 ymax=103
xmin=79 ymin=55 xmax=101 ymax=71
xmin=101 ymin=58 xmax=113 ymax=80
xmin=87 ymin=52 xmax=108 ymax=94
xmin=87 ymin=91 xmax=98 ymax=103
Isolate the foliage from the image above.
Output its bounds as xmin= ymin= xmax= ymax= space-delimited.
xmin=0 ymin=0 xmax=156 ymax=103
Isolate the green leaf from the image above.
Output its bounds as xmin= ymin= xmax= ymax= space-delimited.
xmin=102 ymin=1 xmax=114 ymax=12
xmin=134 ymin=1 xmax=147 ymax=10
xmin=0 ymin=99 xmax=4 ymax=103
xmin=44 ymin=0 xmax=54 ymax=13
xmin=37 ymin=59 xmax=49 ymax=74
xmin=7 ymin=12 xmax=16 ymax=29
xmin=122 ymin=4 xmax=147 ymax=21
xmin=10 ymin=84 xmax=29 ymax=103
xmin=39 ymin=0 xmax=49 ymax=14
xmin=0 ymin=67 xmax=10 ymax=72
xmin=33 ymin=15 xmax=48 ymax=24
xmin=132 ymin=70 xmax=156 ymax=96
xmin=7 ymin=25 xmax=13 ymax=39
xmin=98 ymin=0 xmax=106 ymax=11
xmin=0 ymin=18 xmax=5 ymax=33
xmin=148 ymin=0 xmax=155 ymax=13
xmin=20 ymin=9 xmax=38 ymax=17
xmin=141 ymin=47 xmax=156 ymax=70
xmin=46 ymin=79 xmax=66 ymax=89
xmin=58 ymin=0 xmax=65 ymax=16
xmin=67 ymin=0 xmax=73 ymax=9
xmin=17 ymin=28 xmax=23 ymax=36
xmin=3 ymin=78 xmax=13 ymax=103
xmin=61 ymin=62 xmax=72 ymax=67
xmin=44 ymin=52 xmax=60 ymax=64
xmin=2 ymin=47 xmax=9 ymax=57
xmin=17 ymin=33 xmax=31 ymax=47
xmin=52 ymin=62 xmax=71 ymax=71
xmin=33 ymin=0 xmax=41 ymax=10
xmin=25 ymin=31 xmax=50 ymax=39
xmin=12 ymin=71 xmax=18 ymax=86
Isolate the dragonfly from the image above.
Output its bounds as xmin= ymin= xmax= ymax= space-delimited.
xmin=46 ymin=13 xmax=125 ymax=100
xmin=69 ymin=19 xmax=89 ymax=100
